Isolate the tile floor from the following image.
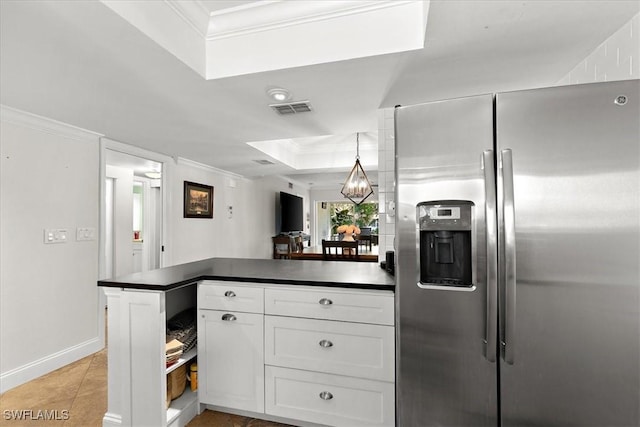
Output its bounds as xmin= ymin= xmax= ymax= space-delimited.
xmin=0 ymin=348 xmax=107 ymax=426
xmin=0 ymin=342 xmax=290 ymax=426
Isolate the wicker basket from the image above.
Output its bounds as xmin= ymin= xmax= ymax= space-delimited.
xmin=166 ymin=364 xmax=187 ymax=407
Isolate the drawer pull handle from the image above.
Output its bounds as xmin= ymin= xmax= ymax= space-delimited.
xmin=319 ymin=339 xmax=333 ymax=348
xmin=318 ymin=298 xmax=333 ymax=306
xmin=224 ymin=291 xmax=236 ymax=297
xmin=221 ymin=313 xmax=237 ymax=321
xmin=319 ymin=391 xmax=333 ymax=400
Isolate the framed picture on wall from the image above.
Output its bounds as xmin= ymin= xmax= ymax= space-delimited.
xmin=184 ymin=181 xmax=214 ymax=218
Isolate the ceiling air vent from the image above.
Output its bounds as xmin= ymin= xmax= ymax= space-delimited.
xmin=270 ymin=100 xmax=313 ymax=115
xmin=253 ymin=159 xmax=275 ymax=165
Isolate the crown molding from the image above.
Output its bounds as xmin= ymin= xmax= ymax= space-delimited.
xmin=165 ymin=0 xmax=210 ymax=37
xmin=205 ymin=1 xmax=414 ymax=41
xmin=101 ymin=0 xmax=429 ymax=79
xmin=101 ymin=137 xmax=175 ymax=165
xmin=177 ymin=157 xmax=245 ymax=180
xmin=0 ymin=105 xmax=103 ymax=143
xmin=273 ymin=174 xmax=311 ymax=191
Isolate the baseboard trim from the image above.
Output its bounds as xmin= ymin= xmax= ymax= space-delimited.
xmin=0 ymin=337 xmax=103 ymax=393
xmin=102 ymin=412 xmax=123 ymax=427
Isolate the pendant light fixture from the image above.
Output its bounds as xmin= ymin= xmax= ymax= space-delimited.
xmin=341 ymin=132 xmax=374 ymax=205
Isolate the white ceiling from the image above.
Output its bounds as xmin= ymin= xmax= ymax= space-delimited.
xmin=1 ymin=0 xmax=638 ymax=189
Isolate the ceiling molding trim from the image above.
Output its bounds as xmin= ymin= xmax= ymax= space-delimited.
xmin=177 ymin=157 xmax=245 ymax=180
xmin=165 ymin=0 xmax=211 ymax=37
xmin=100 ymin=0 xmax=428 ymax=80
xmin=0 ymin=105 xmax=103 ymax=143
xmin=205 ymin=1 xmax=416 ymax=41
xmin=101 ymin=137 xmax=175 ymax=165
xmin=272 ymin=174 xmax=311 ymax=191
xmin=204 ymin=0 xmax=429 ymax=79
xmin=100 ymin=0 xmax=207 ymax=77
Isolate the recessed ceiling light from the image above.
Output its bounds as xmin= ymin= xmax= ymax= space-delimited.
xmin=267 ymin=87 xmax=290 ymax=102
xmin=145 ymin=172 xmax=162 ymax=179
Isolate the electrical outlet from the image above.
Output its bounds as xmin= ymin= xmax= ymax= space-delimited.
xmin=44 ymin=229 xmax=68 ymax=244
xmin=76 ymin=227 xmax=96 ymax=241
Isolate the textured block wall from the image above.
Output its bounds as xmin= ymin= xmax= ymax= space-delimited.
xmin=558 ymin=13 xmax=639 ymax=84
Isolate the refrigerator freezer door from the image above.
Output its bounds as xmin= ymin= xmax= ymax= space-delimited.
xmin=497 ymin=80 xmax=640 ymax=426
xmin=395 ymin=94 xmax=497 ymax=426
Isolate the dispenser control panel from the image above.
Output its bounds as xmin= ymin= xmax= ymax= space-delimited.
xmin=419 ymin=202 xmax=472 ymax=231
xmin=428 ymin=206 xmax=461 ymax=220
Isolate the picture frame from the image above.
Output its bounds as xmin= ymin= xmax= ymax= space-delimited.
xmin=183 ymin=181 xmax=214 ymax=218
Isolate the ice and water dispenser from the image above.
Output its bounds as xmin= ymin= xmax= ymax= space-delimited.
xmin=418 ymin=201 xmax=474 ymax=287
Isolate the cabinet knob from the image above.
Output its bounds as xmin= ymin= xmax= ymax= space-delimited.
xmin=318 ymin=298 xmax=333 ymax=306
xmin=224 ymin=291 xmax=236 ymax=297
xmin=319 ymin=391 xmax=333 ymax=400
xmin=221 ymin=313 xmax=237 ymax=321
xmin=319 ymin=339 xmax=333 ymax=348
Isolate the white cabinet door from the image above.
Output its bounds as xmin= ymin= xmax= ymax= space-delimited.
xmin=265 ymin=315 xmax=395 ymax=382
xmin=198 ymin=309 xmax=264 ymax=413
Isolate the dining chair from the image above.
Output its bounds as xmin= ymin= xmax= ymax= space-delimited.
xmin=272 ymin=236 xmax=293 ymax=259
xmin=357 ymin=227 xmax=372 ymax=251
xmin=321 ymin=239 xmax=359 ymax=261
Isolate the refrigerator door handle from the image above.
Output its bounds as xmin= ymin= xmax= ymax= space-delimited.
xmin=483 ymin=150 xmax=498 ymax=363
xmin=501 ymin=148 xmax=517 ymax=364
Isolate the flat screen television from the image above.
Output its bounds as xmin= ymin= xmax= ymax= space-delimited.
xmin=277 ymin=191 xmax=303 ymax=233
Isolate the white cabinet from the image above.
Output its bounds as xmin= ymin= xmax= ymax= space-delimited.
xmin=102 ymin=285 xmax=198 ymax=427
xmin=264 ymin=286 xmax=395 ymax=427
xmin=197 ymin=282 xmax=395 ymax=427
xmin=197 ymin=282 xmax=264 ymax=413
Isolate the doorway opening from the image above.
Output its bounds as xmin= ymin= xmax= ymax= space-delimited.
xmin=103 ymin=149 xmax=164 ymax=278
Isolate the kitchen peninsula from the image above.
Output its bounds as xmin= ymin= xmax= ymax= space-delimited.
xmin=98 ymin=258 xmax=395 ymax=427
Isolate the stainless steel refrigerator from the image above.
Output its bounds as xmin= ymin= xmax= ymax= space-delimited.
xmin=394 ymin=80 xmax=639 ymax=426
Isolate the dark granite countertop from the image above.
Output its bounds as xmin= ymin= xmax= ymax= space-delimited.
xmin=98 ymin=257 xmax=395 ymax=292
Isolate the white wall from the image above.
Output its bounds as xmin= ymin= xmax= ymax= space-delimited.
xmin=0 ymin=107 xmax=311 ymax=392
xmin=168 ymin=160 xmax=311 ymax=264
xmin=169 ymin=159 xmax=246 ymax=264
xmin=248 ymin=176 xmax=311 ymax=257
xmin=0 ymin=106 xmax=102 ymax=392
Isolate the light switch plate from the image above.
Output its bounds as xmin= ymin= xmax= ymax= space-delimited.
xmin=76 ymin=227 xmax=96 ymax=241
xmin=44 ymin=228 xmax=68 ymax=244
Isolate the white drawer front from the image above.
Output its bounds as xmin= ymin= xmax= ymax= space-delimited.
xmin=265 ymin=366 xmax=394 ymax=427
xmin=264 ymin=288 xmax=394 ymax=325
xmin=199 ymin=282 xmax=264 ymax=313
xmin=265 ymin=316 xmax=394 ymax=382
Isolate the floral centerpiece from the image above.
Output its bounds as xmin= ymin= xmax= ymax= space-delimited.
xmin=336 ymin=224 xmax=361 ymax=241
